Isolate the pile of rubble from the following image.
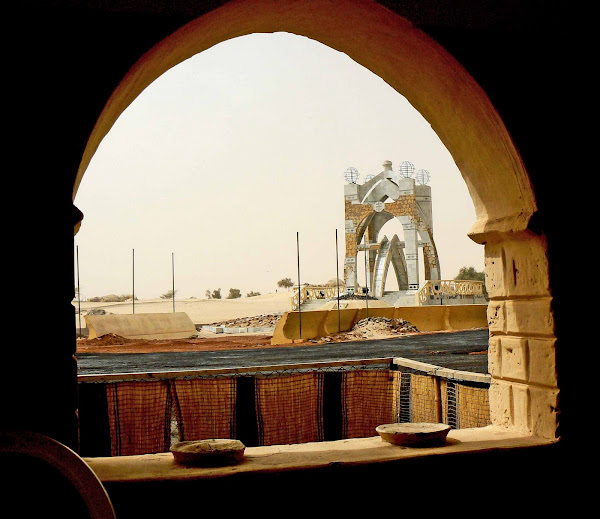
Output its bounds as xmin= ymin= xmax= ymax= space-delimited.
xmin=203 ymin=313 xmax=283 ymax=329
xmin=321 ymin=316 xmax=418 ymax=342
xmin=77 ymin=333 xmax=135 ymax=346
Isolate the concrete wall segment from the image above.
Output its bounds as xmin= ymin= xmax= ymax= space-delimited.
xmin=271 ymin=304 xmax=488 ymax=344
xmin=85 ymin=312 xmax=197 ymax=340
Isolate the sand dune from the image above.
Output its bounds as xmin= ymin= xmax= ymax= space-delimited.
xmin=74 ymin=291 xmax=293 ymax=326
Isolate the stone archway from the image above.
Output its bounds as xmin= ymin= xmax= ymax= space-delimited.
xmin=73 ymin=0 xmax=557 ymax=439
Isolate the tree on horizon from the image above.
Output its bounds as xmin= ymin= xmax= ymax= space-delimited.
xmin=227 ymin=288 xmax=242 ymax=299
xmin=454 ymin=266 xmax=484 ymax=282
xmin=277 ymin=277 xmax=294 ymax=290
xmin=454 ymin=266 xmax=487 ymax=298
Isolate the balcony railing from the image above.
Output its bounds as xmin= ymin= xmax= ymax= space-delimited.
xmin=291 ymin=284 xmax=340 ymax=310
xmin=417 ymin=280 xmax=485 ymax=305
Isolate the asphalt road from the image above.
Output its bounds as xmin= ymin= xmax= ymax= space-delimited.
xmin=77 ymin=329 xmax=489 ymax=375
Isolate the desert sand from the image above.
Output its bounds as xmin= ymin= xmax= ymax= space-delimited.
xmin=74 ymin=291 xmax=293 ymax=327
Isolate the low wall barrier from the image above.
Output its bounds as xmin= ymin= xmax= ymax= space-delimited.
xmin=85 ymin=312 xmax=198 ymax=340
xmin=78 ymin=358 xmax=491 ymax=457
xmin=271 ymin=304 xmax=488 ymax=344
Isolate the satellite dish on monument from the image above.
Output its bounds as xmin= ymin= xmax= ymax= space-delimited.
xmin=344 ymin=167 xmax=360 ymax=184
xmin=399 ymin=161 xmax=415 ymax=178
xmin=416 ymin=169 xmax=431 ymax=185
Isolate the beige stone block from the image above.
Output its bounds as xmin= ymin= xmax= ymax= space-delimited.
xmin=512 ymin=383 xmax=530 ymax=432
xmin=487 ymin=301 xmax=505 ymax=333
xmin=529 ymin=386 xmax=559 ymax=439
xmin=528 ymin=338 xmax=557 ymax=387
xmin=490 ymin=380 xmax=533 ymax=433
xmin=487 ymin=335 xmax=502 ymax=378
xmin=502 ymin=234 xmax=550 ymax=298
xmin=484 ymin=242 xmax=506 ymax=299
xmin=488 ymin=380 xmax=512 ymax=428
xmin=500 ymin=336 xmax=528 ymax=382
xmin=505 ymin=298 xmax=554 ymax=336
xmin=484 ymin=235 xmax=550 ymax=299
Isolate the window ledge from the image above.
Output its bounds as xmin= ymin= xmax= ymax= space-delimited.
xmin=85 ymin=426 xmax=555 ymax=484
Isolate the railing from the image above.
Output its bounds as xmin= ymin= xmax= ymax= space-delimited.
xmin=417 ymin=280 xmax=485 ymax=306
xmin=291 ymin=284 xmax=340 ymax=310
xmin=77 ymin=358 xmax=491 ymax=457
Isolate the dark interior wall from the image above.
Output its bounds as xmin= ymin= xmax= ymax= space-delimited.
xmin=5 ymin=0 xmax=572 ymax=459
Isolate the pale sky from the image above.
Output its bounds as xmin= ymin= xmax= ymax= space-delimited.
xmin=73 ymin=32 xmax=483 ymax=300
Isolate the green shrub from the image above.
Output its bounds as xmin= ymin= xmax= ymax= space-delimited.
xmin=161 ymin=289 xmax=177 ymax=299
xmin=227 ymin=288 xmax=241 ymax=299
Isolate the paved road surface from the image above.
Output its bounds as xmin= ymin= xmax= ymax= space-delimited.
xmin=77 ymin=329 xmax=489 ymax=375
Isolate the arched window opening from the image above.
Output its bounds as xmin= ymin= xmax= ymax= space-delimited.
xmin=72 ymin=0 xmax=558 ymax=462
xmin=75 ymin=32 xmax=494 ymax=457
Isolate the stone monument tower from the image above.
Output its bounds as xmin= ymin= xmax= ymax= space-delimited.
xmin=343 ymin=160 xmax=441 ymax=301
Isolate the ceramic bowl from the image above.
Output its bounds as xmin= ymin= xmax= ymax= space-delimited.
xmin=170 ymin=439 xmax=246 ymax=466
xmin=376 ymin=423 xmax=451 ymax=447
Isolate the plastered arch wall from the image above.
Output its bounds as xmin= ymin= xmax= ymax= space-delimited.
xmin=73 ymin=0 xmax=558 ymax=439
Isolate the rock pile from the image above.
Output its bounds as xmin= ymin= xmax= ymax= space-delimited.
xmin=77 ymin=333 xmax=135 ymax=346
xmin=86 ymin=308 xmax=108 ymax=316
xmin=354 ymin=316 xmax=417 ymax=332
xmin=321 ymin=316 xmax=418 ymax=342
xmin=203 ymin=313 xmax=283 ymax=329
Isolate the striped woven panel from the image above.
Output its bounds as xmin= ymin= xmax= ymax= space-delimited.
xmin=171 ymin=377 xmax=237 ymax=441
xmin=456 ymin=383 xmax=491 ymax=429
xmin=254 ymin=372 xmax=324 ymax=446
xmin=409 ymin=374 xmax=440 ymax=423
xmin=106 ymin=381 xmax=172 ymax=456
xmin=341 ymin=370 xmax=399 ymax=439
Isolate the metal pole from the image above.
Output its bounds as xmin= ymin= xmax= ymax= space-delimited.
xmin=297 ymin=231 xmax=302 ymax=340
xmin=364 ymin=243 xmax=369 ymax=319
xmin=76 ymin=245 xmax=81 ymax=336
xmin=132 ymin=248 xmax=135 ymax=314
xmin=336 ymin=229 xmax=341 ymax=333
xmin=172 ymin=252 xmax=175 ymax=313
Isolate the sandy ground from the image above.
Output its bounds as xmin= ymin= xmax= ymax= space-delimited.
xmin=74 ymin=291 xmax=293 ymax=327
xmin=76 ymin=333 xmax=278 ymax=354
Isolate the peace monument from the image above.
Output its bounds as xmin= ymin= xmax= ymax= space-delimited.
xmin=343 ymin=160 xmax=441 ymax=305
